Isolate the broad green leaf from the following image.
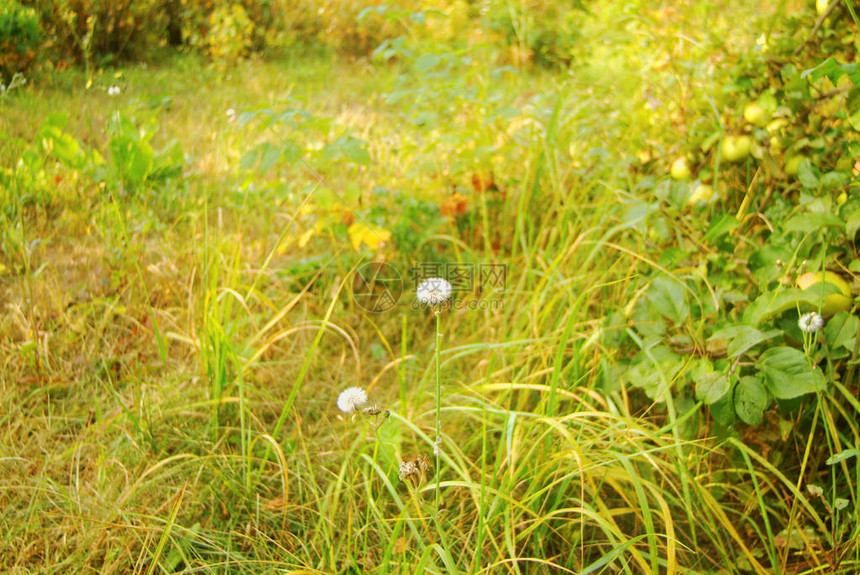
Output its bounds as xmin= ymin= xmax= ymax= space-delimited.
xmin=796 ymin=158 xmax=819 ymax=189
xmin=743 ymin=288 xmax=822 ymax=326
xmin=695 ymin=372 xmax=731 ymax=405
xmin=784 ymin=212 xmax=844 ymax=233
xmin=824 ymin=312 xmax=858 ymax=351
xmin=710 ymin=325 xmax=781 ymax=358
xmin=259 ymin=143 xmax=282 ymax=175
xmin=322 ymin=136 xmax=371 ymax=166
xmin=646 ymin=276 xmax=689 ymax=324
xmin=846 ymin=209 xmax=860 ymax=240
xmin=734 ymin=375 xmax=768 ymax=425
xmin=758 ymin=346 xmax=826 ymax=399
xmin=414 ymin=53 xmax=442 ymax=73
xmin=623 ymin=345 xmax=683 ymax=403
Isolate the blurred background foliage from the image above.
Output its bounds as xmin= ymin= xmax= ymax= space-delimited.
xmin=6 ymin=0 xmax=594 ymax=73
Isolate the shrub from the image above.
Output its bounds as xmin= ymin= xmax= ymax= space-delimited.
xmin=206 ymin=3 xmax=254 ymax=65
xmin=26 ymin=0 xmax=165 ymax=68
xmin=0 ymin=1 xmax=42 ymax=79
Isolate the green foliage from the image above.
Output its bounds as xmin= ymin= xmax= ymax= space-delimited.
xmin=0 ymin=0 xmax=41 ymax=78
xmin=3 ymin=2 xmax=860 ymax=573
xmin=28 ymin=0 xmax=168 ymax=69
xmin=205 ymin=3 xmax=254 ymax=66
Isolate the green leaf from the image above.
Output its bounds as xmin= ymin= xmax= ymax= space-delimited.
xmin=414 ymin=53 xmax=442 ymax=73
xmin=824 ymin=312 xmax=858 ymax=351
xmin=646 ymin=276 xmax=689 ymax=324
xmin=797 ymin=158 xmax=819 ymax=189
xmin=802 ymin=57 xmax=860 ymax=85
xmin=695 ymin=371 xmax=731 ymax=405
xmin=846 ymin=209 xmax=860 ymax=240
xmin=704 ymin=214 xmax=738 ymax=243
xmin=826 ymin=449 xmax=860 ymax=465
xmin=743 ymin=288 xmax=822 ymax=326
xmin=259 ymin=143 xmax=282 ymax=174
xmin=784 ymin=212 xmax=844 ymax=233
xmin=758 ymin=346 xmax=826 ymax=399
xmin=322 ymin=135 xmax=371 ymax=166
xmin=710 ymin=325 xmax=781 ymax=358
xmin=734 ymin=376 xmax=768 ymax=425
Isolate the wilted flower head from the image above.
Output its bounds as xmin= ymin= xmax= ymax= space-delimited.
xmin=399 ymin=454 xmax=431 ymax=487
xmin=798 ymin=312 xmax=825 ymax=333
xmin=399 ymin=460 xmax=417 ymax=481
xmin=337 ymin=386 xmax=368 ymax=413
xmin=807 ymin=484 xmax=824 ymax=498
xmin=108 ymin=86 xmax=121 ymax=96
xmin=416 ymin=277 xmax=452 ymax=306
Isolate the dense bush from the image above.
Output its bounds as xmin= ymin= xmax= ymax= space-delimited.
xmin=26 ymin=0 xmax=165 ymax=68
xmin=0 ymin=1 xmax=42 ymax=79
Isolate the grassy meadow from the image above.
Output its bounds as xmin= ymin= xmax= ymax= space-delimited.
xmin=1 ymin=1 xmax=859 ymax=573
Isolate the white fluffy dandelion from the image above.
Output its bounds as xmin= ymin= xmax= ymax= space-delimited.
xmin=416 ymin=277 xmax=452 ymax=306
xmin=798 ymin=312 xmax=825 ymax=333
xmin=337 ymin=386 xmax=368 ymax=413
xmin=108 ymin=86 xmax=121 ymax=96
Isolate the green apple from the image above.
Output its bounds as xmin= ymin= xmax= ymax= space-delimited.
xmin=671 ymin=157 xmax=692 ymax=180
xmin=743 ymin=103 xmax=769 ymax=127
xmin=721 ymin=135 xmax=752 ymax=163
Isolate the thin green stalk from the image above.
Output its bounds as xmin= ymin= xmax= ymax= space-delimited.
xmin=434 ymin=307 xmax=442 ymax=513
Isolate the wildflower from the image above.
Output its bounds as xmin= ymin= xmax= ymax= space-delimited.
xmin=337 ymin=386 xmax=368 ymax=413
xmin=416 ymin=277 xmax=452 ymax=306
xmin=226 ymin=108 xmax=236 ymax=122
xmin=798 ymin=312 xmax=824 ymax=333
xmin=108 ymin=86 xmax=121 ymax=96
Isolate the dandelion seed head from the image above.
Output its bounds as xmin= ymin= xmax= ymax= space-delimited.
xmin=798 ymin=312 xmax=824 ymax=333
xmin=416 ymin=277 xmax=452 ymax=306
xmin=337 ymin=386 xmax=368 ymax=413
xmin=399 ymin=460 xmax=417 ymax=481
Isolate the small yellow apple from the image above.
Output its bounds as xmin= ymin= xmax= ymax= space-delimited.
xmin=687 ymin=183 xmax=715 ymax=205
xmin=797 ymin=271 xmax=852 ymax=316
xmin=744 ymin=103 xmax=769 ymax=127
xmin=721 ymin=135 xmax=752 ymax=163
xmin=671 ymin=157 xmax=692 ymax=180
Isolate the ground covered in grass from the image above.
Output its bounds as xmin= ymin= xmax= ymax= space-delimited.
xmin=1 ymin=1 xmax=859 ymax=573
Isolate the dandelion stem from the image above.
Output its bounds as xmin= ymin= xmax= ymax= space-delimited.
xmin=434 ymin=306 xmax=442 ymax=512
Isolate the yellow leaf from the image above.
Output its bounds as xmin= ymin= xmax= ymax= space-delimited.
xmin=347 ymin=222 xmax=391 ymax=251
